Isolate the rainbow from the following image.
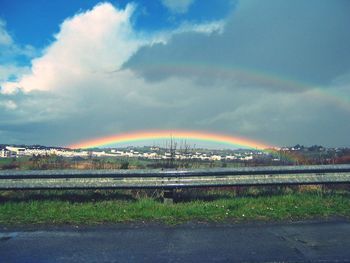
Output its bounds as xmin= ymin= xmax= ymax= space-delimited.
xmin=133 ymin=63 xmax=350 ymax=111
xmin=68 ymin=130 xmax=274 ymax=150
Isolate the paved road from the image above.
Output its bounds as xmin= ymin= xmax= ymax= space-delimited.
xmin=1 ymin=220 xmax=350 ymax=263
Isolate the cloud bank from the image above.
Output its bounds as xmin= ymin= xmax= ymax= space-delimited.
xmin=0 ymin=1 xmax=350 ymax=147
xmin=160 ymin=0 xmax=195 ymax=14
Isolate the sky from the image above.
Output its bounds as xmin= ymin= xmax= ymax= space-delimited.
xmin=0 ymin=0 xmax=350 ymax=148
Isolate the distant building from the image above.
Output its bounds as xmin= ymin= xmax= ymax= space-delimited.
xmin=240 ymin=155 xmax=253 ymax=161
xmin=225 ymin=155 xmax=237 ymax=160
xmin=0 ymin=149 xmax=12 ymax=158
xmin=210 ymin=155 xmax=222 ymax=161
xmin=6 ymin=146 xmax=26 ymax=156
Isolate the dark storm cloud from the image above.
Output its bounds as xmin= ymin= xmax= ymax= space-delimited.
xmin=124 ymin=0 xmax=350 ymax=86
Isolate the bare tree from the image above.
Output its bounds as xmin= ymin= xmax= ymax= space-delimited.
xmin=167 ymin=135 xmax=177 ymax=168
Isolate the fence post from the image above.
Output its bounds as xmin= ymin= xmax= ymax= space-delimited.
xmin=163 ymin=189 xmax=174 ymax=204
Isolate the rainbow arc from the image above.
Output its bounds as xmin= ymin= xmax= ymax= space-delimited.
xmin=68 ymin=130 xmax=274 ymax=150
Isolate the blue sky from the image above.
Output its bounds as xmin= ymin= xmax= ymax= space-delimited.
xmin=0 ymin=0 xmax=233 ymax=48
xmin=0 ymin=0 xmax=350 ymax=148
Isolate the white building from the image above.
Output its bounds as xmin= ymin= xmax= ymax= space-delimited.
xmin=210 ymin=155 xmax=222 ymax=161
xmin=0 ymin=149 xmax=12 ymax=158
xmin=6 ymin=146 xmax=26 ymax=156
xmin=225 ymin=155 xmax=237 ymax=160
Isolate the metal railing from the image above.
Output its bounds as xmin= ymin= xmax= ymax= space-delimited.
xmin=0 ymin=164 xmax=350 ymax=190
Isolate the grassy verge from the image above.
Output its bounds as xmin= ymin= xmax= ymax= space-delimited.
xmin=0 ymin=187 xmax=349 ymax=225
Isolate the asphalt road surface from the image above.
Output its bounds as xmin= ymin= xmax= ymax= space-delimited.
xmin=1 ymin=220 xmax=350 ymax=263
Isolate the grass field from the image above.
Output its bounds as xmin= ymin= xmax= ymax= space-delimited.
xmin=0 ymin=186 xmax=349 ymax=225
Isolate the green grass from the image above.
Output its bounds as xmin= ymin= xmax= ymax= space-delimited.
xmin=0 ymin=187 xmax=349 ymax=225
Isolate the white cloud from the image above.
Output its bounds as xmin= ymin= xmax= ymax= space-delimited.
xmin=175 ymin=20 xmax=225 ymax=35
xmin=0 ymin=2 xmax=222 ymax=141
xmin=0 ymin=19 xmax=13 ymax=46
xmin=0 ymin=2 xmax=224 ymax=95
xmin=0 ymin=19 xmax=37 ymax=88
xmin=160 ymin=0 xmax=195 ymax=14
xmin=0 ymin=19 xmax=37 ymax=57
xmin=1 ymin=3 xmax=144 ymax=94
xmin=0 ymin=100 xmax=17 ymax=110
xmin=0 ymin=64 xmax=30 ymax=83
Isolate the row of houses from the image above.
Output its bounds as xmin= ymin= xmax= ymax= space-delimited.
xmin=110 ymin=149 xmax=255 ymax=161
xmin=0 ymin=146 xmax=89 ymax=158
xmin=0 ymin=146 xmax=257 ymax=161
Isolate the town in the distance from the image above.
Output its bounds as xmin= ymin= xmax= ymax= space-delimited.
xmin=1 ymin=143 xmax=350 ymax=170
